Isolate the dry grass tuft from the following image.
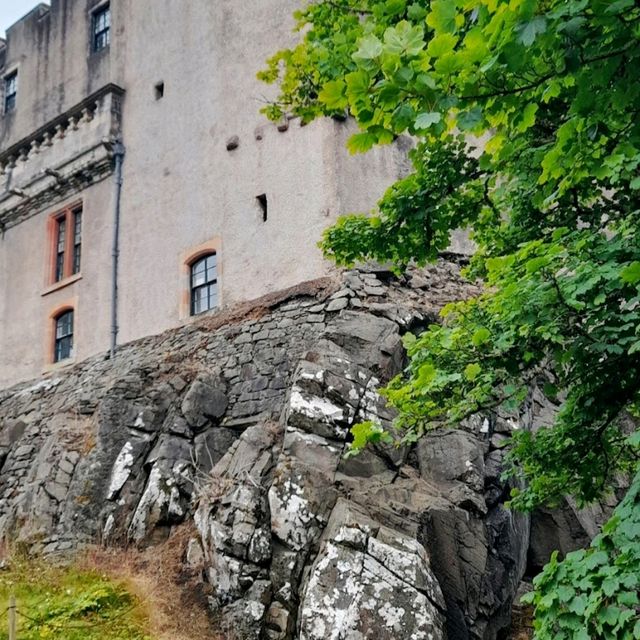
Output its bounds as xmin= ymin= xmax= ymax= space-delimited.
xmin=80 ymin=525 xmax=223 ymax=640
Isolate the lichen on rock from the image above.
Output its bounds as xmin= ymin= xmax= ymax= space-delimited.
xmin=0 ymin=261 xmax=600 ymax=639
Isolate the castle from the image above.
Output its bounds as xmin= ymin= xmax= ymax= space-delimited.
xmin=0 ymin=0 xmax=411 ymax=388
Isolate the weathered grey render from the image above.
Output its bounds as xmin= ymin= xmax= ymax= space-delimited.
xmin=0 ymin=0 xmax=413 ymax=388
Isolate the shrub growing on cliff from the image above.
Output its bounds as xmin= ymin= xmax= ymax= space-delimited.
xmin=261 ymin=0 xmax=640 ymax=636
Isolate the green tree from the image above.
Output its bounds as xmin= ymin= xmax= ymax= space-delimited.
xmin=261 ymin=0 xmax=640 ymax=637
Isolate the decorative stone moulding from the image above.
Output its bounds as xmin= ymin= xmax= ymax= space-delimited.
xmin=0 ymin=84 xmax=125 ymax=230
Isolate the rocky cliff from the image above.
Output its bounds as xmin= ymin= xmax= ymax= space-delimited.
xmin=0 ymin=261 xmax=610 ymax=639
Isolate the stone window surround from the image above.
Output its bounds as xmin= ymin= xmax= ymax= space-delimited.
xmin=44 ymin=299 xmax=78 ymax=371
xmin=44 ymin=200 xmax=83 ymax=292
xmin=179 ymin=237 xmax=223 ymax=321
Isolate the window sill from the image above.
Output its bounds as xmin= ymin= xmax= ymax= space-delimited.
xmin=42 ymin=357 xmax=76 ymax=376
xmin=42 ymin=273 xmax=82 ymax=296
xmin=181 ymin=306 xmax=222 ymax=324
xmin=91 ymin=45 xmax=110 ymax=57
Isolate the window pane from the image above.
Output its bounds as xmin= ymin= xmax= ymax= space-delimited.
xmin=54 ymin=311 xmax=74 ymax=362
xmin=4 ymin=72 xmax=17 ymax=112
xmin=191 ymin=257 xmax=209 ymax=287
xmin=190 ymin=253 xmax=219 ymax=315
xmin=73 ymin=245 xmax=81 ymax=275
xmin=93 ymin=6 xmax=111 ymax=51
xmin=55 ymin=218 xmax=66 ymax=281
xmin=73 ymin=210 xmax=82 ymax=274
xmin=56 ymin=254 xmax=65 ymax=282
xmin=74 ymin=210 xmax=82 ymax=244
xmin=57 ymin=218 xmax=66 ymax=252
xmin=192 ymin=287 xmax=206 ymax=315
xmin=192 ymin=269 xmax=206 ymax=288
xmin=205 ymin=265 xmax=217 ymax=284
xmin=56 ymin=336 xmax=73 ymax=361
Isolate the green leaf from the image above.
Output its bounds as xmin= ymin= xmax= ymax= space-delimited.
xmin=567 ymin=595 xmax=587 ymax=616
xmin=518 ymin=16 xmax=547 ymax=46
xmin=426 ymin=0 xmax=457 ymax=33
xmin=353 ymin=34 xmax=383 ymax=61
xmin=464 ymin=362 xmax=482 ymax=381
xmin=347 ymin=132 xmax=378 ymax=154
xmin=621 ymin=262 xmax=640 ymax=284
xmin=348 ymin=421 xmax=392 ymax=454
xmin=426 ymin=33 xmax=458 ymax=57
xmin=407 ymin=2 xmax=427 ymax=20
xmin=472 ymin=327 xmax=491 ymax=347
xmin=415 ymin=111 xmax=442 ymax=129
xmin=517 ymin=103 xmax=538 ymax=132
xmin=319 ymin=80 xmax=348 ymax=110
xmin=345 ymin=70 xmax=371 ymax=96
xmin=457 ymin=107 xmax=483 ymax=131
xmin=384 ymin=21 xmax=425 ymax=56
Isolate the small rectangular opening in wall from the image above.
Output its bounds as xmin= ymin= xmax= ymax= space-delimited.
xmin=256 ymin=194 xmax=268 ymax=222
xmin=154 ymin=81 xmax=165 ymax=100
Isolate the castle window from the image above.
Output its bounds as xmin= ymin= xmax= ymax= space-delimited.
xmin=50 ymin=204 xmax=83 ymax=283
xmin=190 ymin=253 xmax=218 ymax=315
xmin=54 ymin=216 xmax=66 ymax=282
xmin=54 ymin=310 xmax=74 ymax=362
xmin=4 ymin=71 xmax=17 ymax=114
xmin=72 ymin=209 xmax=82 ymax=275
xmin=92 ymin=4 xmax=111 ymax=52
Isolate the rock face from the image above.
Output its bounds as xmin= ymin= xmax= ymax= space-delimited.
xmin=0 ymin=260 xmax=599 ymax=639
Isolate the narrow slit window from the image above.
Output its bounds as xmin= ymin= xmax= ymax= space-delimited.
xmin=256 ymin=194 xmax=268 ymax=222
xmin=190 ymin=253 xmax=218 ymax=315
xmin=4 ymin=71 xmax=17 ymax=114
xmin=154 ymin=82 xmax=165 ymax=100
xmin=50 ymin=204 xmax=83 ymax=283
xmin=72 ymin=208 xmax=82 ymax=275
xmin=55 ymin=217 xmax=66 ymax=282
xmin=92 ymin=4 xmax=111 ymax=52
xmin=54 ymin=310 xmax=74 ymax=362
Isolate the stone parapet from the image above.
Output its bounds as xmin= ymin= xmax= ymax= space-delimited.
xmin=0 ymin=84 xmax=124 ymax=229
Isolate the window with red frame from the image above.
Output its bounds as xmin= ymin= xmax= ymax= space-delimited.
xmin=51 ymin=205 xmax=82 ymax=283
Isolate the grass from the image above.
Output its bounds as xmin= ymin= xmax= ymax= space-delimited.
xmin=0 ymin=525 xmax=222 ymax=640
xmin=0 ymin=555 xmax=151 ymax=640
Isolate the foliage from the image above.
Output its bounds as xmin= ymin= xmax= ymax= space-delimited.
xmin=521 ymin=469 xmax=640 ymax=639
xmin=0 ymin=556 xmax=151 ymax=640
xmin=261 ymin=0 xmax=640 ymax=507
xmin=261 ymin=0 xmax=640 ymax=635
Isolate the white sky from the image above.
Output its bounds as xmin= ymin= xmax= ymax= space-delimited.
xmin=1 ymin=0 xmax=48 ymax=38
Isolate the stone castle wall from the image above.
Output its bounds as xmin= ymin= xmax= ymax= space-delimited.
xmin=0 ymin=0 xmax=412 ymax=387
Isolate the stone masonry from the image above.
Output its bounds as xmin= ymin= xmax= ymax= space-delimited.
xmin=0 ymin=260 xmax=609 ymax=639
